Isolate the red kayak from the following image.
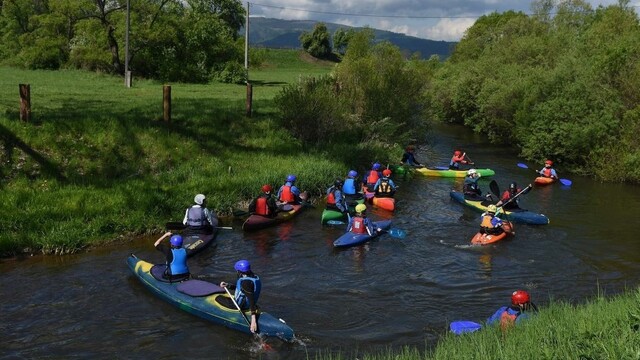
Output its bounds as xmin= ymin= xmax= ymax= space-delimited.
xmin=534 ymin=176 xmax=556 ymax=186
xmin=372 ymin=196 xmax=395 ymax=212
xmin=470 ymin=222 xmax=514 ymax=245
xmin=242 ymin=204 xmax=304 ymax=231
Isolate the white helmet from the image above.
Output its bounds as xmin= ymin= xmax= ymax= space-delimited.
xmin=467 ymin=169 xmax=477 ymax=176
xmin=194 ymin=194 xmax=206 ymax=205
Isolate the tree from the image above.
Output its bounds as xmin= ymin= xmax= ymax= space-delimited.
xmin=299 ymin=22 xmax=331 ymax=58
xmin=333 ymin=27 xmax=354 ymax=55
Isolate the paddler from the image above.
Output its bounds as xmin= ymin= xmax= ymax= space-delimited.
xmin=220 ymin=260 xmax=261 ymax=333
xmin=479 ymin=204 xmax=504 ymax=235
xmin=487 ymin=290 xmax=538 ymax=331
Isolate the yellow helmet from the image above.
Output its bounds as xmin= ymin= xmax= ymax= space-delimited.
xmin=487 ymin=204 xmax=497 ymax=213
xmin=355 ymin=204 xmax=367 ymax=213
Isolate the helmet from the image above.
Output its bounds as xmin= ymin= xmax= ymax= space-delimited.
xmin=234 ymin=260 xmax=251 ymax=273
xmin=261 ymin=184 xmax=272 ymax=193
xmin=509 ymin=182 xmax=517 ymax=190
xmin=194 ymin=194 xmax=206 ymax=205
xmin=382 ymin=169 xmax=392 ymax=176
xmin=286 ymin=174 xmax=297 ymax=182
xmin=170 ymin=234 xmax=183 ymax=247
xmin=372 ymin=163 xmax=381 ymax=170
xmin=467 ymin=169 xmax=477 ymax=176
xmin=545 ymin=160 xmax=553 ymax=166
xmin=487 ymin=204 xmax=497 ymax=213
xmin=348 ymin=170 xmax=358 ymax=178
xmin=511 ymin=290 xmax=530 ymax=305
xmin=334 ymin=178 xmax=343 ymax=187
xmin=355 ymin=204 xmax=367 ymax=213
xmin=454 ymin=150 xmax=462 ymax=156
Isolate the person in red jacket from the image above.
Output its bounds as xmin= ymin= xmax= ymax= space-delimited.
xmin=249 ymin=185 xmax=278 ymax=217
xmin=449 ymin=150 xmax=474 ymax=170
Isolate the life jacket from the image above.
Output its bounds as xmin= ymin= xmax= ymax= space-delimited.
xmin=186 ymin=206 xmax=207 ymax=229
xmin=254 ymin=196 xmax=270 ymax=216
xmin=366 ymin=171 xmax=380 ymax=185
xmin=343 ymin=178 xmax=357 ymax=195
xmin=280 ymin=184 xmax=295 ymax=202
xmin=234 ymin=275 xmax=261 ymax=309
xmin=463 ymin=180 xmax=478 ymax=194
xmin=351 ymin=216 xmax=367 ymax=234
xmin=376 ymin=179 xmax=393 ymax=194
xmin=169 ymin=248 xmax=188 ymax=276
xmin=326 ymin=187 xmax=337 ymax=205
xmin=481 ymin=214 xmax=495 ymax=228
xmin=542 ymin=168 xmax=553 ymax=177
xmin=500 ymin=308 xmax=520 ymax=331
xmin=449 ymin=154 xmax=464 ymax=168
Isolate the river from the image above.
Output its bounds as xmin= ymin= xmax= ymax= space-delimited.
xmin=2 ymin=124 xmax=639 ymax=359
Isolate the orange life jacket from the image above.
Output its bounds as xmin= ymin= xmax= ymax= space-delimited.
xmin=280 ymin=185 xmax=294 ymax=202
xmin=481 ymin=214 xmax=494 ymax=228
xmin=500 ymin=310 xmax=518 ymax=331
xmin=366 ymin=171 xmax=379 ymax=185
xmin=255 ymin=197 xmax=269 ymax=216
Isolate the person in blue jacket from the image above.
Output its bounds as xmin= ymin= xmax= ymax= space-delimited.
xmin=154 ymin=232 xmax=189 ymax=281
xmin=277 ymin=174 xmax=302 ymax=204
xmin=220 ymin=260 xmax=261 ymax=333
xmin=342 ymin=170 xmax=363 ymax=205
xmin=400 ymin=145 xmax=422 ymax=166
xmin=374 ymin=169 xmax=397 ymax=198
xmin=487 ymin=290 xmax=538 ymax=331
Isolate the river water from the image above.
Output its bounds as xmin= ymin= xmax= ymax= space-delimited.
xmin=2 ymin=124 xmax=639 ymax=359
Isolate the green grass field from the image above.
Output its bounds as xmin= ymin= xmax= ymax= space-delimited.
xmin=0 ymin=49 xmax=387 ymax=256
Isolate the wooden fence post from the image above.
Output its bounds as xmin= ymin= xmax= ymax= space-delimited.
xmin=163 ymin=85 xmax=171 ymax=122
xmin=245 ymin=82 xmax=252 ymax=117
xmin=19 ymin=84 xmax=31 ymax=122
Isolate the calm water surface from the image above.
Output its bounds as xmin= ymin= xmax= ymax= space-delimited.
xmin=2 ymin=124 xmax=640 ymax=359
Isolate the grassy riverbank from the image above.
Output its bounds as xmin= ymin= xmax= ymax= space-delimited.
xmin=0 ymin=49 xmax=398 ymax=256
xmin=317 ymin=288 xmax=640 ymax=359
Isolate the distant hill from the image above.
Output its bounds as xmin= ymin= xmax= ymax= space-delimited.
xmin=248 ymin=17 xmax=456 ymax=60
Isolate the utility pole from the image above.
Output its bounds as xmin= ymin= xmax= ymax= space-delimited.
xmin=124 ymin=0 xmax=131 ymax=87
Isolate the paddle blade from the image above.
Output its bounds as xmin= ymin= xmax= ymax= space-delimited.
xmin=326 ymin=220 xmax=346 ymax=226
xmin=559 ymin=178 xmax=572 ymax=186
xmin=450 ymin=321 xmax=482 ymax=335
xmin=489 ymin=180 xmax=500 ymax=198
xmin=517 ymin=163 xmax=529 ymax=169
xmin=388 ymin=228 xmax=406 ymax=239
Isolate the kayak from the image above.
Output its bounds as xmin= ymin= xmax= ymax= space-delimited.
xmin=416 ymin=167 xmax=495 ymax=178
xmin=449 ymin=190 xmax=549 ymax=225
xmin=242 ymin=204 xmax=305 ymax=231
xmin=333 ymin=220 xmax=392 ymax=248
xmin=534 ymin=176 xmax=556 ymax=186
xmin=321 ymin=208 xmax=347 ymax=225
xmin=372 ymin=196 xmax=395 ymax=212
xmin=126 ymin=255 xmax=295 ymax=341
xmin=471 ymin=221 xmax=514 ymax=245
xmin=182 ymin=230 xmax=218 ymax=257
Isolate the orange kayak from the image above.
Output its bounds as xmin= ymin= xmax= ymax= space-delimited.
xmin=372 ymin=196 xmax=395 ymax=211
xmin=534 ymin=176 xmax=556 ymax=186
xmin=470 ymin=222 xmax=514 ymax=245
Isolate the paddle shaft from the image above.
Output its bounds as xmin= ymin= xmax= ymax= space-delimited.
xmin=498 ymin=185 xmax=531 ymax=212
xmin=165 ymin=222 xmax=232 ymax=230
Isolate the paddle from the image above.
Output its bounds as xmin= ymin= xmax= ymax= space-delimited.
xmin=463 ymin=152 xmax=475 ymax=166
xmin=222 ymin=286 xmax=271 ymax=350
xmin=516 ymin=163 xmax=572 ymax=186
xmin=326 ymin=220 xmax=407 ymax=239
xmin=497 ymin=184 xmax=532 ymax=213
xmin=489 ymin=180 xmax=500 ymax=199
xmin=450 ymin=320 xmax=482 ymax=335
xmin=165 ymin=222 xmax=232 ymax=231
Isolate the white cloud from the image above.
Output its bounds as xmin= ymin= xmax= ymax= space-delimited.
xmin=421 ymin=18 xmax=477 ymax=42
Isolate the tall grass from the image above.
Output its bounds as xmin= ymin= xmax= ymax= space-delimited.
xmin=0 ymin=49 xmax=398 ymax=256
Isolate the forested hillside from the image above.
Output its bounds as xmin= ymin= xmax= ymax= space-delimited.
xmin=427 ymin=0 xmax=640 ymax=181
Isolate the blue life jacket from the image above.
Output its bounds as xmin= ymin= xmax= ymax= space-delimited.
xmin=186 ymin=206 xmax=207 ymax=229
xmin=234 ymin=275 xmax=261 ymax=309
xmin=169 ymin=248 xmax=188 ymax=275
xmin=342 ymin=178 xmax=357 ymax=195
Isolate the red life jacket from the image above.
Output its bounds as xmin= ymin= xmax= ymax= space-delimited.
xmin=327 ymin=190 xmax=336 ymax=205
xmin=280 ymin=185 xmax=294 ymax=202
xmin=366 ymin=171 xmax=379 ymax=185
xmin=500 ymin=310 xmax=518 ymax=331
xmin=255 ymin=197 xmax=269 ymax=216
xmin=542 ymin=168 xmax=553 ymax=177
xmin=351 ymin=217 xmax=366 ymax=234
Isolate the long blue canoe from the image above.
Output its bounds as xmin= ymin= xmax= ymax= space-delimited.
xmin=126 ymin=254 xmax=295 ymax=341
xmin=449 ymin=190 xmax=549 ymax=225
xmin=333 ymin=220 xmax=393 ymax=248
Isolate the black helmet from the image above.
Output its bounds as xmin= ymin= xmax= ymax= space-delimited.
xmin=509 ymin=182 xmax=517 ymax=190
xmin=334 ymin=178 xmax=343 ymax=187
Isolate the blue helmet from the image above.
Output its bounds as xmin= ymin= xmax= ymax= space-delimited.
xmin=348 ymin=170 xmax=357 ymax=177
xmin=286 ymin=174 xmax=297 ymax=182
xmin=372 ymin=163 xmax=381 ymax=170
xmin=170 ymin=235 xmax=183 ymax=247
xmin=234 ymin=260 xmax=251 ymax=273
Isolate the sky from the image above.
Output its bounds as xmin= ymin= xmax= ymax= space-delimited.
xmin=247 ymin=0 xmax=631 ymax=41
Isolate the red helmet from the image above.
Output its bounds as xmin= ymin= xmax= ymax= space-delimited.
xmin=545 ymin=160 xmax=553 ymax=166
xmin=511 ymin=290 xmax=530 ymax=305
xmin=382 ymin=169 xmax=392 ymax=176
xmin=454 ymin=150 xmax=462 ymax=156
xmin=261 ymin=184 xmax=272 ymax=193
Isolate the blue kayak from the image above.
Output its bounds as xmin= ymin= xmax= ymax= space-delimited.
xmin=333 ymin=220 xmax=393 ymax=248
xmin=126 ymin=254 xmax=295 ymax=341
xmin=449 ymin=190 xmax=549 ymax=225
